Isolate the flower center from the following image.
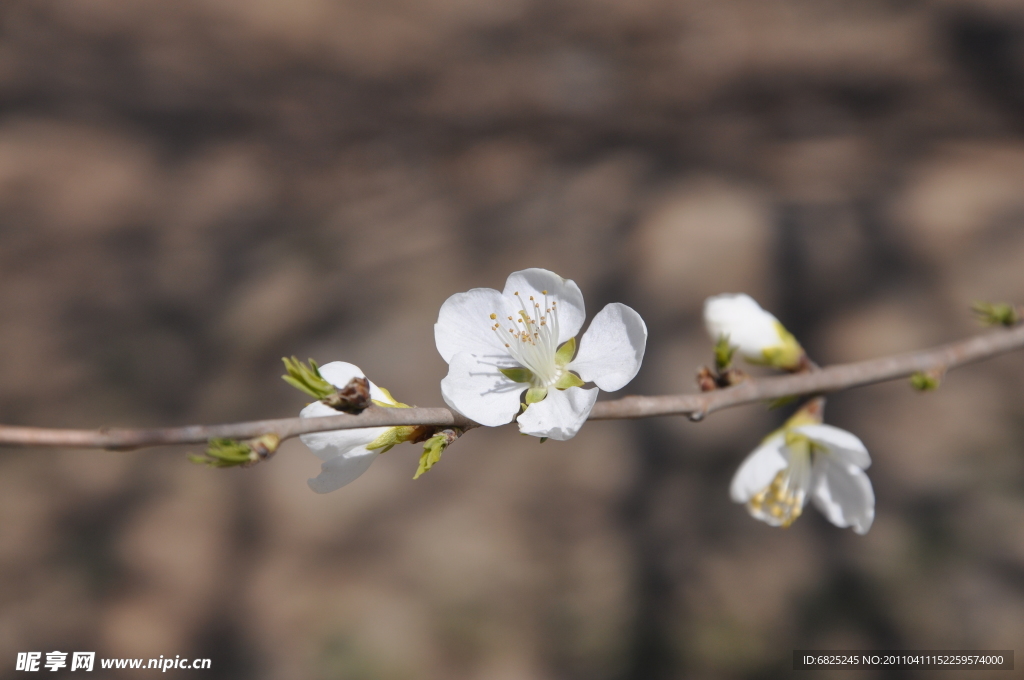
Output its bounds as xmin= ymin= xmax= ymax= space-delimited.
xmin=747 ymin=433 xmax=813 ymax=528
xmin=490 ymin=290 xmax=565 ymax=387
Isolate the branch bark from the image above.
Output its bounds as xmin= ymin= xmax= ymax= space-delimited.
xmin=2 ymin=324 xmax=1023 ymax=450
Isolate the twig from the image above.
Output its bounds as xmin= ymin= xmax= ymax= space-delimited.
xmin=591 ymin=322 xmax=1024 ymax=421
xmin=1 ymin=324 xmax=1023 ymax=450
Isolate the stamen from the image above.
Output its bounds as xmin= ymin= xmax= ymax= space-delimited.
xmin=747 ymin=470 xmax=805 ymax=528
xmin=486 ymin=287 xmax=573 ymax=390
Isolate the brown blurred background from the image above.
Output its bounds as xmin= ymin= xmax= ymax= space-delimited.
xmin=2 ymin=0 xmax=1024 ymax=678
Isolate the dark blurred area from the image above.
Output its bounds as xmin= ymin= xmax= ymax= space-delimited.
xmin=2 ymin=0 xmax=1024 ymax=678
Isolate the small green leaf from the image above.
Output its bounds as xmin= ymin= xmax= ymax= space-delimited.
xmin=910 ymin=371 xmax=940 ymax=391
xmin=281 ymin=356 xmax=335 ymax=400
xmin=553 ymin=371 xmax=585 ymax=390
xmin=525 ymin=386 xmax=548 ymax=404
xmin=555 ymin=337 xmax=576 ymax=366
xmin=414 ymin=429 xmax=461 ymax=479
xmin=499 ymin=367 xmax=535 ymax=383
xmin=713 ymin=336 xmax=736 ymax=372
xmin=366 ymin=425 xmax=423 ymax=454
xmin=539 ymin=437 xmax=548 ymax=443
xmin=190 ymin=438 xmax=257 ymax=468
xmin=972 ymin=301 xmax=1019 ymax=327
xmin=414 ymin=438 xmax=444 ymax=479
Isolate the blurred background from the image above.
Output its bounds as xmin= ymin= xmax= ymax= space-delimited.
xmin=1 ymin=0 xmax=1024 ymax=678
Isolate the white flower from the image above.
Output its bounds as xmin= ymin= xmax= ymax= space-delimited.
xmin=731 ymin=416 xmax=875 ymax=534
xmin=299 ymin=361 xmax=406 ymax=494
xmin=435 ymin=268 xmax=647 ymax=440
xmin=704 ymin=293 xmax=803 ymax=370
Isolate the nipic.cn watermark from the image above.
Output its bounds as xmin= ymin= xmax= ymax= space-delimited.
xmin=16 ymin=652 xmax=211 ymax=672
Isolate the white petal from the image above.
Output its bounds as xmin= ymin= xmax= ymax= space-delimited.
xmin=299 ymin=372 xmax=389 ymax=494
xmin=703 ymin=293 xmax=783 ymax=359
xmin=811 ymin=457 xmax=875 ymax=534
xmin=796 ymin=424 xmax=871 ymax=469
xmin=316 ymin=361 xmax=389 ymax=402
xmin=315 ymin=361 xmax=363 ymax=386
xmin=308 ymin=451 xmax=377 ymax=494
xmin=571 ymin=303 xmax=647 ymax=391
xmin=516 ymin=386 xmax=598 ymax=440
xmin=503 ymin=268 xmax=585 ymax=344
xmin=730 ymin=434 xmax=787 ymax=502
xmin=440 ymin=351 xmax=525 ymax=427
xmin=299 ymin=401 xmax=389 ymax=461
xmin=435 ymin=287 xmax=512 ymax=363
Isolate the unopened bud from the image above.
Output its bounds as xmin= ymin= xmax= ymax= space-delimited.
xmin=697 ymin=366 xmax=718 ymax=392
xmin=247 ymin=433 xmax=281 ymax=462
xmin=696 ymin=366 xmax=748 ymax=392
xmin=320 ymin=376 xmax=371 ymax=414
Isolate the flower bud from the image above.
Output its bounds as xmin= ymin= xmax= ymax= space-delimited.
xmin=703 ymin=293 xmax=804 ymax=370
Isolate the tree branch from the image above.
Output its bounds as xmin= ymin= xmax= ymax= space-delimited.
xmin=1 ymin=324 xmax=1023 ymax=451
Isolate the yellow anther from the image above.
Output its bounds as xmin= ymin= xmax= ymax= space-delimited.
xmin=489 ymin=313 xmax=497 ymax=320
xmin=747 ymin=470 xmax=804 ymax=528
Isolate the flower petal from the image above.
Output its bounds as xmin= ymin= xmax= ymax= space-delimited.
xmin=440 ymin=351 xmax=525 ymax=427
xmin=571 ymin=303 xmax=647 ymax=391
xmin=730 ymin=434 xmax=787 ymax=502
xmin=299 ymin=401 xmax=389 ymax=461
xmin=796 ymin=424 xmax=871 ymax=469
xmin=516 ymin=386 xmax=598 ymax=440
xmin=298 ymin=381 xmax=390 ymax=493
xmin=435 ymin=287 xmax=513 ymax=363
xmin=308 ymin=451 xmax=378 ymax=494
xmin=811 ymin=457 xmax=875 ymax=534
xmin=503 ymin=268 xmax=585 ymax=344
xmin=703 ymin=293 xmax=783 ymax=359
xmin=316 ymin=361 xmax=389 ymax=402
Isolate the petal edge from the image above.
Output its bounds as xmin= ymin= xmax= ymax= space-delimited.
xmin=516 ymin=386 xmax=598 ymax=440
xmin=571 ymin=302 xmax=647 ymax=392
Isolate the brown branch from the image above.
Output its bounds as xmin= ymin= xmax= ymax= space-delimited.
xmin=1 ymin=324 xmax=1023 ymax=450
xmin=590 ymin=322 xmax=1024 ymax=420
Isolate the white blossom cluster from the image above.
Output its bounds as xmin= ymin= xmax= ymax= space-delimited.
xmin=705 ymin=294 xmax=874 ymax=534
xmin=293 ymin=271 xmax=874 ymax=534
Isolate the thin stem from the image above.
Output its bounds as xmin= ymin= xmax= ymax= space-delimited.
xmin=2 ymin=324 xmax=1023 ymax=450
